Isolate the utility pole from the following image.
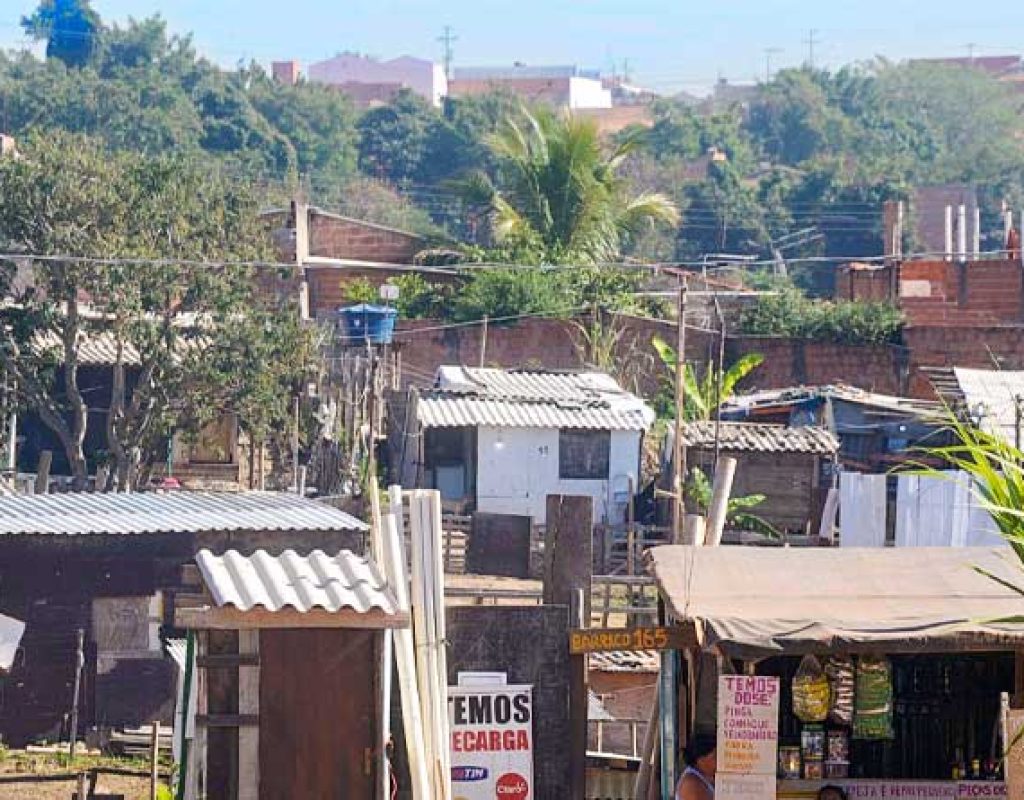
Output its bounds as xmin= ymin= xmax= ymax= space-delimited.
xmin=671 ymin=278 xmax=689 ymax=544
xmin=764 ymin=47 xmax=782 ymax=82
xmin=966 ymin=42 xmax=977 ymax=65
xmin=437 ymin=25 xmax=457 ymax=81
xmin=804 ymin=29 xmax=819 ymax=69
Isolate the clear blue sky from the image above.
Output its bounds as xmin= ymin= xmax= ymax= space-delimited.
xmin=4 ymin=0 xmax=1024 ymax=94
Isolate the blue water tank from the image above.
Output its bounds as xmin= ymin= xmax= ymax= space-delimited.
xmin=337 ymin=304 xmax=398 ymax=344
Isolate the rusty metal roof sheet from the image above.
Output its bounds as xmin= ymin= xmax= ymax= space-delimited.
xmin=681 ymin=421 xmax=838 ymax=455
xmin=195 ymin=548 xmax=399 ymax=615
xmin=0 ymin=491 xmax=368 ymax=535
xmin=419 ymin=366 xmax=655 ymax=430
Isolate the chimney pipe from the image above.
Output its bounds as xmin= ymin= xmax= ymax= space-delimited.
xmin=944 ymin=205 xmax=954 ymax=261
xmin=957 ymin=204 xmax=967 ymax=264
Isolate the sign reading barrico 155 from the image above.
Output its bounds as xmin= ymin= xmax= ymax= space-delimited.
xmin=568 ymin=626 xmax=688 ymax=654
xmin=448 ymin=684 xmax=534 ymax=800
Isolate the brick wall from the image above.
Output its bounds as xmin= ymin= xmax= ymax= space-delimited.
xmin=835 ymin=264 xmax=892 ymax=302
xmin=395 ymin=315 xmax=907 ymax=398
xmin=308 ymin=211 xmax=425 ymax=263
xmin=841 ymin=258 xmax=1024 ymax=327
xmin=726 ymin=336 xmax=908 ymax=395
xmin=904 ymin=326 xmax=1024 ymax=397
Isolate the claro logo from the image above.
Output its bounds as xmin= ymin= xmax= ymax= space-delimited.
xmin=495 ymin=772 xmax=529 ymax=798
xmin=452 ymin=766 xmax=489 ymax=782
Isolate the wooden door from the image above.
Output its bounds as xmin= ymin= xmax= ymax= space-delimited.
xmin=259 ymin=629 xmax=377 ymax=800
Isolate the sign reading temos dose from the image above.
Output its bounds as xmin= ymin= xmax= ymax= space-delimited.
xmin=717 ymin=675 xmax=780 ymax=800
xmin=449 ymin=684 xmax=534 ymax=800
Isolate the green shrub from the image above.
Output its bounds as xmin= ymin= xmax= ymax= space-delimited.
xmin=737 ymin=289 xmax=903 ymax=344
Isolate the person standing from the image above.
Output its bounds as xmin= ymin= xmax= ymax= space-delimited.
xmin=675 ymin=735 xmax=717 ymax=800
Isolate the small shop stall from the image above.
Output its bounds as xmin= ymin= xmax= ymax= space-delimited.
xmin=647 ymin=545 xmax=1024 ymax=800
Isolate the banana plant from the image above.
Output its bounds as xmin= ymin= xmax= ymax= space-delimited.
xmin=689 ymin=466 xmax=779 ymax=537
xmin=651 ymin=336 xmax=764 ymax=420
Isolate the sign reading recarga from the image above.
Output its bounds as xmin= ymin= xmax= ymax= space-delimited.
xmin=449 ymin=684 xmax=534 ymax=800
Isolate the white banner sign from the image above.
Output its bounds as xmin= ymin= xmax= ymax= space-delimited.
xmin=836 ymin=782 xmax=1007 ymax=800
xmin=718 ymin=675 xmax=781 ymax=776
xmin=719 ymin=773 xmax=778 ymax=800
xmin=449 ymin=684 xmax=534 ymax=800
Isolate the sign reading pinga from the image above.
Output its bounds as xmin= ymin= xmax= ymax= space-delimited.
xmin=449 ymin=684 xmax=534 ymax=800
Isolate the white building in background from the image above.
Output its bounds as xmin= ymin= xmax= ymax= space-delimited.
xmin=307 ymin=53 xmax=447 ymax=107
xmin=449 ymin=64 xmax=613 ymax=109
xmin=410 ymin=366 xmax=654 ymax=526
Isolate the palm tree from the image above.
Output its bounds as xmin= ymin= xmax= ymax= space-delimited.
xmin=456 ymin=107 xmax=680 ymax=264
xmin=651 ymin=336 xmax=764 ymax=421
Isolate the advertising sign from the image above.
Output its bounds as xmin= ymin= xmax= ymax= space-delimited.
xmin=568 ymin=625 xmax=690 ymax=654
xmin=449 ymin=683 xmax=534 ymax=800
xmin=837 ymin=782 xmax=1006 ymax=800
xmin=717 ymin=675 xmax=780 ymax=775
xmin=717 ymin=675 xmax=780 ymax=800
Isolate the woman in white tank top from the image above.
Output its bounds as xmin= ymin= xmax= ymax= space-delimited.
xmin=675 ymin=734 xmax=717 ymax=800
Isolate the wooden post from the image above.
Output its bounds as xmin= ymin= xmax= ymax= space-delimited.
xmin=149 ymin=720 xmax=160 ymax=800
xmin=237 ymin=631 xmax=260 ymax=800
xmin=706 ymin=456 xmax=737 ymax=547
xmin=35 ymin=449 xmax=52 ymax=494
xmin=569 ymin=588 xmax=588 ymax=800
xmin=292 ymin=394 xmax=301 ymax=493
xmin=94 ymin=464 xmax=108 ymax=494
xmin=635 ymin=692 xmax=659 ymax=799
xmin=544 ymin=495 xmax=593 ymax=799
xmin=542 ymin=495 xmax=594 ymax=614
xmin=76 ymin=772 xmax=88 ymax=800
xmin=671 ymin=280 xmax=688 ymax=543
xmin=69 ymin=628 xmax=84 ymax=760
xmin=479 ymin=315 xmax=489 ymax=367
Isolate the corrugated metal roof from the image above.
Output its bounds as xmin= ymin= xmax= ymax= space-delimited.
xmin=721 ymin=383 xmax=939 ymax=417
xmin=30 ymin=330 xmax=142 ymax=366
xmin=419 ymin=395 xmax=652 ymax=430
xmin=195 ymin=548 xmax=399 ymax=615
xmin=589 ymin=650 xmax=661 ymax=673
xmin=0 ymin=491 xmax=368 ymax=536
xmin=952 ymin=367 xmax=1024 ymax=446
xmin=421 ymin=366 xmax=655 ymax=431
xmin=682 ymin=421 xmax=838 ymax=454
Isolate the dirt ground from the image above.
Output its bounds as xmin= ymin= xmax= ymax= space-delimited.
xmin=0 ymin=751 xmax=171 ymax=800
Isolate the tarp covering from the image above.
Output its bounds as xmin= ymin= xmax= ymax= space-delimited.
xmin=648 ymin=545 xmax=1024 ymax=656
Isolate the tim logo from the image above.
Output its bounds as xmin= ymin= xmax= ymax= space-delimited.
xmin=452 ymin=766 xmax=489 ymax=782
xmin=495 ymin=772 xmax=529 ymax=798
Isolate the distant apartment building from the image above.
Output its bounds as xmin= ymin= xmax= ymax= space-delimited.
xmin=272 ymin=60 xmax=301 ymax=85
xmin=910 ymin=54 xmax=1022 ymax=77
xmin=307 ymin=53 xmax=447 ymax=107
xmin=448 ymin=64 xmax=613 ymax=109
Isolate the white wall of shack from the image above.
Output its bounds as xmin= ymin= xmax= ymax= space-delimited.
xmin=475 ymin=425 xmax=641 ymax=526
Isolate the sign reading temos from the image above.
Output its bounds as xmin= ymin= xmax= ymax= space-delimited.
xmin=449 ymin=684 xmax=534 ymax=800
xmin=717 ymin=675 xmax=780 ymax=800
xmin=568 ymin=626 xmax=688 ymax=654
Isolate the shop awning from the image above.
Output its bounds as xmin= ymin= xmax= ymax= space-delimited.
xmin=648 ymin=545 xmax=1024 ymax=657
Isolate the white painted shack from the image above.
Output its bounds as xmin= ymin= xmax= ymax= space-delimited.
xmin=408 ymin=366 xmax=654 ymax=526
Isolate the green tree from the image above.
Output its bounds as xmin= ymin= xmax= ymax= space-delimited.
xmin=0 ymin=131 xmax=311 ymax=489
xmin=456 ymin=106 xmax=680 ymax=265
xmin=22 ymin=0 xmax=101 ymax=68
